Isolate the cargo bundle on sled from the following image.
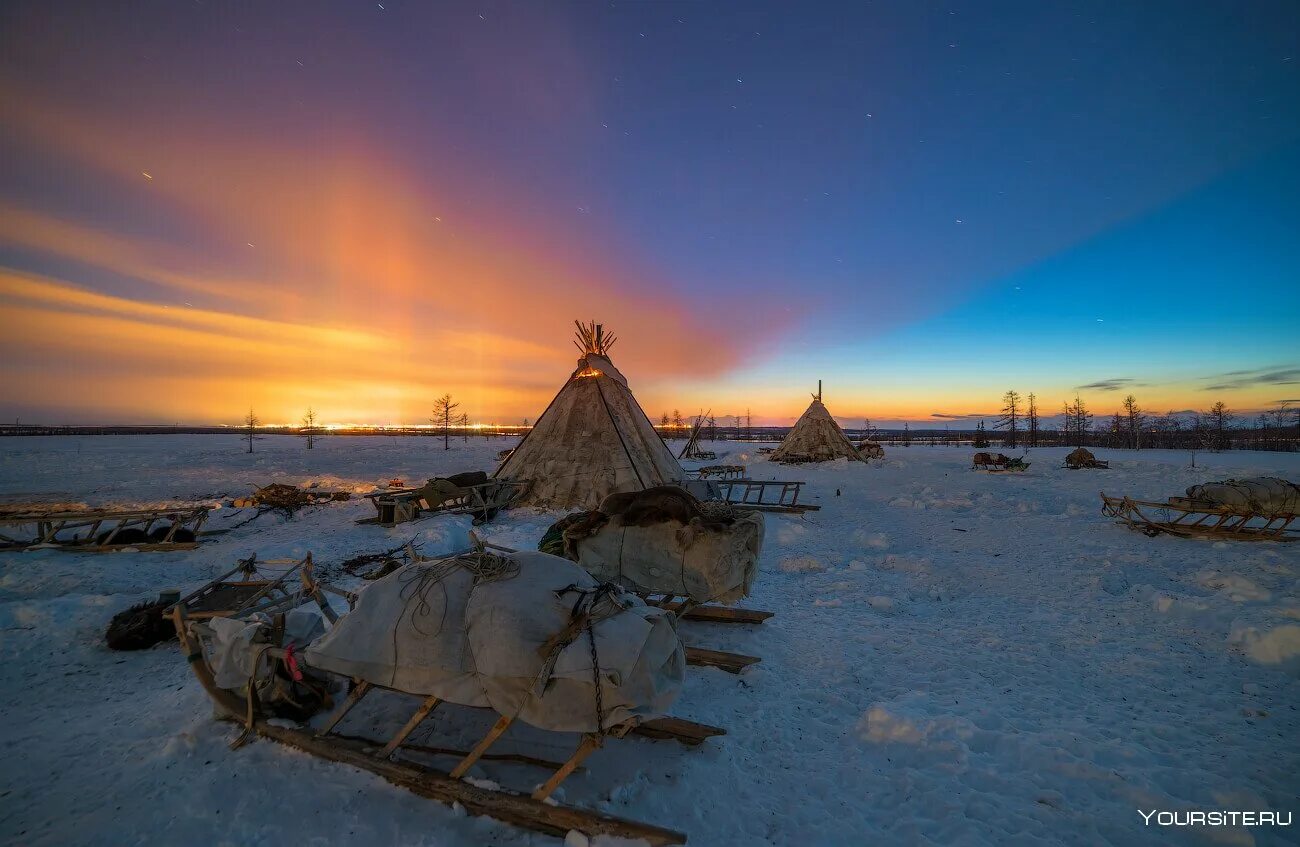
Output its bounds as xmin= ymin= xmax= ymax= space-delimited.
xmin=172 ymin=541 xmax=723 ymax=844
xmin=541 ymin=485 xmax=770 ymax=674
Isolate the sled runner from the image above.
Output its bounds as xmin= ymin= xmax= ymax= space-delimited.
xmin=0 ymin=506 xmax=209 ymax=551
xmin=1102 ymin=483 xmax=1299 ymax=542
xmin=172 ymin=543 xmax=723 ymax=845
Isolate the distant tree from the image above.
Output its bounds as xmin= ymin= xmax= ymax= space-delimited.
xmin=1062 ymin=394 xmax=1093 ymax=447
xmin=901 ymin=421 xmax=911 ymax=446
xmin=671 ymin=409 xmax=684 ymax=434
xmin=1122 ymin=394 xmax=1144 ymax=449
xmin=1203 ymin=401 xmax=1233 ymax=451
xmin=1026 ymin=393 xmax=1040 ymax=448
xmin=301 ymin=407 xmax=320 ymax=449
xmin=973 ymin=420 xmax=990 ymax=449
xmin=431 ymin=394 xmax=459 ymax=450
xmin=705 ymin=414 xmax=717 ymax=441
xmin=660 ymin=411 xmax=670 ymax=427
xmin=460 ymin=412 xmax=470 ymax=443
xmin=996 ymin=389 xmax=1021 ymax=447
xmin=243 ymin=408 xmax=259 ymax=453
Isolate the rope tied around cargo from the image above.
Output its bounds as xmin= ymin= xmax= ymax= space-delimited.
xmin=534 ymin=581 xmax=630 ymax=735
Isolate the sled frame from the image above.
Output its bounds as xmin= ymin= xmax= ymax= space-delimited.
xmin=170 ymin=553 xmax=338 ymax=621
xmin=1100 ymin=493 xmax=1298 ymax=542
xmin=359 ymin=479 xmax=529 ymax=527
xmin=0 ymin=506 xmax=209 ymax=551
xmin=173 ymin=594 xmax=719 ymax=845
xmin=709 ymin=479 xmax=819 ymax=513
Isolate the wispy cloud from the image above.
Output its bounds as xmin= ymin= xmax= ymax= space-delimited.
xmin=929 ymin=412 xmax=995 ymax=419
xmin=1202 ymin=366 xmax=1300 ymax=392
xmin=1074 ymin=377 xmax=1137 ymax=392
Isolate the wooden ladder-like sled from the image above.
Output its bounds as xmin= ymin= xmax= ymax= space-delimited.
xmin=1100 ymin=492 xmax=1297 ymax=542
xmin=0 ymin=506 xmax=209 ymax=551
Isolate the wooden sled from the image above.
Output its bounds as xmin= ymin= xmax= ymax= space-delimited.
xmin=0 ymin=506 xmax=209 ymax=551
xmin=172 ymin=570 xmax=722 ymax=845
xmin=1100 ymin=492 xmax=1298 ymax=542
xmin=971 ymin=456 xmax=1029 ymax=473
xmin=1064 ymin=460 xmax=1109 ymax=469
xmin=172 ymin=553 xmax=338 ymax=622
xmin=648 ymin=595 xmax=774 ymax=626
xmin=692 ymin=464 xmax=746 ymax=481
xmin=707 ymin=479 xmax=820 ymax=513
xmin=359 ymin=479 xmax=529 ymax=527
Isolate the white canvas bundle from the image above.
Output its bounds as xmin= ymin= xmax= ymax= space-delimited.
xmin=571 ymin=510 xmax=765 ymax=605
xmin=200 ymin=609 xmax=326 ymax=690
xmin=304 ymin=549 xmax=684 ymax=733
xmin=1184 ymin=477 xmax=1300 ymax=516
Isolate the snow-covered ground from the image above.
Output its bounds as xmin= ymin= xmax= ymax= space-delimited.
xmin=1 ymin=435 xmax=1297 ymax=846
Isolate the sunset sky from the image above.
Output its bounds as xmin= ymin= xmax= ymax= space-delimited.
xmin=1 ymin=1 xmax=1297 ymax=427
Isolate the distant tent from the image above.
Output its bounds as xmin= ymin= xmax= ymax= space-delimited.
xmin=770 ymin=382 xmax=863 ymax=463
xmin=495 ymin=321 xmax=684 ymax=509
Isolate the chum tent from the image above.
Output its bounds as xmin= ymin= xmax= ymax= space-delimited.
xmin=495 ymin=322 xmax=685 ymax=509
xmin=770 ymin=382 xmax=863 ymax=463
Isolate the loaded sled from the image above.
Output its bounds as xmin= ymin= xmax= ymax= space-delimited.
xmin=1102 ymin=477 xmax=1299 ymax=542
xmin=172 ymin=543 xmax=723 ymax=844
xmin=359 ymin=472 xmax=528 ymax=527
xmin=1063 ymin=448 xmax=1108 ymax=470
xmin=971 ymin=452 xmax=1029 ymax=472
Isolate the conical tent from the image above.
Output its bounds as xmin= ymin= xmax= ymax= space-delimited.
xmin=495 ymin=322 xmax=685 ymax=509
xmin=771 ymin=386 xmax=863 ymax=463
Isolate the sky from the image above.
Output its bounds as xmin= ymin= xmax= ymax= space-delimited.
xmin=1 ymin=1 xmax=1297 ymax=427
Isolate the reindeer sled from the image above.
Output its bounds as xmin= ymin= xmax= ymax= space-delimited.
xmin=540 ymin=486 xmax=770 ymax=674
xmin=971 ymin=452 xmax=1029 ymax=472
xmin=1063 ymin=448 xmax=1108 ymax=470
xmin=0 ymin=505 xmax=209 ymax=551
xmin=173 ymin=542 xmax=722 ymax=845
xmin=359 ymin=472 xmax=528 ymax=527
xmin=1102 ymin=477 xmax=1300 ymax=542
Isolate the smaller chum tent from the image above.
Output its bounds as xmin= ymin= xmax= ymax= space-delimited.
xmin=770 ymin=382 xmax=863 ymax=464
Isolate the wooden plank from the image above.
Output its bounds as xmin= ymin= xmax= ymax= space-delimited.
xmin=657 ymin=603 xmax=773 ymax=625
xmin=380 ymin=694 xmax=442 ymax=758
xmin=631 ymin=717 xmax=726 ymax=746
xmin=252 ymin=722 xmax=687 ymax=845
xmin=685 ymin=647 xmax=760 ymax=673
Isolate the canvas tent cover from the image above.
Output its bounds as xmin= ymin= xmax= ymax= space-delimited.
xmin=771 ymin=398 xmax=862 ymax=463
xmin=1183 ymin=477 xmax=1300 ymax=517
xmin=495 ymin=353 xmax=684 ymax=510
xmin=570 ymin=508 xmax=765 ymax=605
xmin=303 ymin=549 xmax=684 ymax=733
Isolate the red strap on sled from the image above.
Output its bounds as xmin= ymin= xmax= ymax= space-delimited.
xmin=283 ymin=643 xmax=304 ymax=682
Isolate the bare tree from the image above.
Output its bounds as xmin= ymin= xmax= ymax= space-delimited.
xmin=705 ymin=413 xmax=717 ymax=441
xmin=431 ymin=394 xmax=460 ymax=450
xmin=1026 ymin=393 xmax=1040 ymax=448
xmin=1122 ymin=394 xmax=1143 ymax=449
xmin=243 ymin=408 xmax=259 ymax=453
xmin=973 ymin=420 xmax=990 ymax=448
xmin=901 ymin=421 xmax=912 ymax=447
xmin=301 ymin=407 xmax=320 ymax=449
xmin=671 ymin=409 xmax=684 ymax=436
xmin=997 ymin=389 xmax=1021 ymax=447
xmin=660 ymin=411 xmax=670 ymax=426
xmin=1061 ymin=394 xmax=1093 ymax=447
xmin=1203 ymin=401 xmax=1233 ymax=451
xmin=460 ymin=411 xmax=470 ymax=443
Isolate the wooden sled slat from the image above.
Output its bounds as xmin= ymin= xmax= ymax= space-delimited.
xmin=652 ymin=601 xmax=773 ymax=625
xmin=251 ymin=722 xmax=687 ymax=846
xmin=685 ymin=647 xmax=760 ymax=673
xmin=632 ymin=717 xmax=726 ymax=746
